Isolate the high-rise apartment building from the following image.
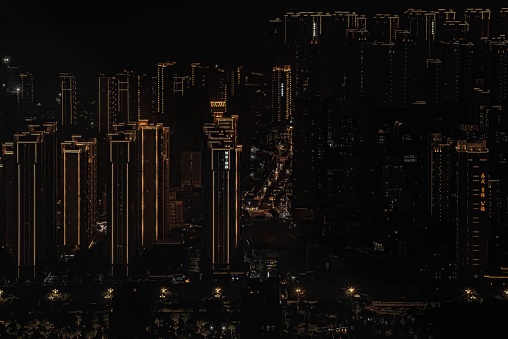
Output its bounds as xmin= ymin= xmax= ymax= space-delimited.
xmin=203 ymin=103 xmax=242 ymax=274
xmin=107 ymin=129 xmax=138 ymax=277
xmin=4 ymin=132 xmax=47 ymax=280
xmin=60 ymin=136 xmax=97 ymax=251
xmin=490 ymin=38 xmax=508 ymax=103
xmin=464 ymin=8 xmax=491 ymax=41
xmin=156 ymin=61 xmax=177 ymax=126
xmin=27 ymin=123 xmax=58 ymax=254
xmin=98 ymin=75 xmax=118 ymax=135
xmin=18 ymin=72 xmax=34 ymax=121
xmin=107 ymin=119 xmax=171 ymax=276
xmin=455 ymin=139 xmax=490 ymax=279
xmin=136 ymin=120 xmax=171 ymax=247
xmin=181 ymin=151 xmax=202 ymax=189
xmin=59 ymin=73 xmax=77 ymax=127
xmin=116 ymin=70 xmax=139 ymax=124
xmin=428 ymin=133 xmax=455 ymax=225
xmin=372 ymin=14 xmax=399 ymax=43
xmin=271 ymin=65 xmax=293 ymax=126
xmin=137 ymin=73 xmax=156 ymax=122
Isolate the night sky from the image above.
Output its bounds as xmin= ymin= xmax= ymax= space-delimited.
xmin=1 ymin=1 xmax=504 ymax=102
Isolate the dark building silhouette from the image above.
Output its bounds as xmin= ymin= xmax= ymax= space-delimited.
xmin=240 ymin=277 xmax=282 ymax=339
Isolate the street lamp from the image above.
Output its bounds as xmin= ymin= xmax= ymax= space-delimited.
xmin=463 ymin=287 xmax=477 ymax=303
xmin=344 ymin=283 xmax=359 ymax=300
xmin=293 ymin=287 xmax=304 ymax=303
xmin=103 ymin=288 xmax=114 ymax=301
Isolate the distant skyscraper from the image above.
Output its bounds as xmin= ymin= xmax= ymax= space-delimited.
xmin=116 ymin=70 xmax=138 ymax=124
xmin=372 ymin=13 xmax=399 ymax=43
xmin=292 ymin=97 xmax=327 ymax=207
xmin=425 ymin=58 xmax=444 ymax=104
xmin=156 ymin=61 xmax=177 ymax=128
xmin=464 ymin=8 xmax=491 ymax=41
xmin=499 ymin=8 xmax=508 ymax=36
xmin=434 ymin=8 xmax=456 ymax=41
xmin=137 ymin=73 xmax=156 ymax=122
xmin=190 ymin=62 xmax=208 ymax=88
xmin=372 ymin=41 xmax=396 ymax=107
xmin=490 ymin=38 xmax=508 ymax=103
xmin=442 ymin=40 xmax=474 ymax=104
xmin=181 ymin=151 xmax=202 ymax=189
xmin=344 ymin=27 xmax=370 ymax=105
xmin=203 ymin=103 xmax=242 ymax=273
xmin=98 ymin=75 xmax=118 ymax=134
xmin=59 ymin=73 xmax=77 ymax=127
xmin=18 ymin=72 xmax=34 ymax=121
xmin=271 ymin=65 xmax=293 ymax=126
xmin=60 ymin=136 xmax=97 ymax=251
xmin=428 ymin=133 xmax=455 ymax=225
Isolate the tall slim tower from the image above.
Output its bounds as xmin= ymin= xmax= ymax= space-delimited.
xmin=60 ymin=136 xmax=97 ymax=251
xmin=455 ymin=139 xmax=490 ymax=279
xmin=18 ymin=72 xmax=34 ymax=121
xmin=137 ymin=120 xmax=171 ymax=248
xmin=59 ymin=73 xmax=77 ymax=127
xmin=107 ymin=130 xmax=138 ymax=277
xmin=203 ymin=102 xmax=242 ymax=274
xmin=116 ymin=70 xmax=139 ymax=124
xmin=156 ymin=61 xmax=177 ymax=128
xmin=9 ymin=132 xmax=46 ymax=280
xmin=271 ymin=65 xmax=293 ymax=127
xmin=98 ymin=75 xmax=118 ymax=135
xmin=429 ymin=133 xmax=455 ymax=225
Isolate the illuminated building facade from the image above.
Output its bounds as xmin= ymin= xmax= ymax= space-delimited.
xmin=107 ymin=129 xmax=138 ymax=277
xmin=429 ymin=133 xmax=455 ymax=225
xmin=203 ymin=102 xmax=242 ymax=273
xmin=107 ymin=119 xmax=170 ymax=276
xmin=464 ymin=8 xmax=491 ymax=40
xmin=3 ymin=131 xmax=48 ymax=280
xmin=98 ymin=75 xmax=118 ymax=134
xmin=156 ymin=61 xmax=177 ymax=128
xmin=372 ymin=13 xmax=400 ymax=43
xmin=490 ymin=38 xmax=508 ymax=103
xmin=137 ymin=73 xmax=157 ymax=122
xmin=116 ymin=70 xmax=139 ymax=124
xmin=18 ymin=72 xmax=34 ymax=121
xmin=60 ymin=136 xmax=97 ymax=251
xmin=27 ymin=123 xmax=58 ymax=254
xmin=136 ymin=120 xmax=171 ymax=248
xmin=271 ymin=65 xmax=292 ymax=126
xmin=59 ymin=73 xmax=77 ymax=127
xmin=455 ymin=139 xmax=490 ymax=278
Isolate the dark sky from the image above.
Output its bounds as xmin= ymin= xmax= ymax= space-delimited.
xmin=1 ymin=1 xmax=503 ymax=102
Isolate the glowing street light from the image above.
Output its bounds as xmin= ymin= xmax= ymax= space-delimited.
xmin=463 ymin=287 xmax=478 ymax=303
xmin=294 ymin=287 xmax=304 ymax=302
xmin=214 ymin=287 xmax=223 ymax=299
xmin=103 ymin=288 xmax=114 ymax=300
xmin=344 ymin=283 xmax=359 ymax=300
xmin=160 ymin=287 xmax=171 ymax=300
